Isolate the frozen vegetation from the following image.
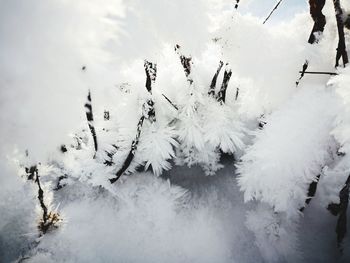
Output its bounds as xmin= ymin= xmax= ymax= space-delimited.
xmin=1 ymin=0 xmax=350 ymax=262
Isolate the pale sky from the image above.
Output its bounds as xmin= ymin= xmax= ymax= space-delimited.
xmin=239 ymin=0 xmax=308 ymax=23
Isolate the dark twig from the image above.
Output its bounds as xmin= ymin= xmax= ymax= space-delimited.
xmin=263 ymin=0 xmax=283 ymax=24
xmin=104 ymin=110 xmax=110 ymax=121
xmin=308 ymin=0 xmax=326 ymax=44
xmin=26 ymin=166 xmax=60 ymax=235
xmin=144 ymin=60 xmax=157 ymax=93
xmin=234 ymin=0 xmax=240 ymax=9
xmin=217 ymin=68 xmax=233 ymax=103
xmin=258 ymin=114 xmax=267 ymax=129
xmin=162 ymin=94 xmax=179 ymax=110
xmin=53 ymin=175 xmax=68 ymax=191
xmin=209 ymin=61 xmax=224 ymax=97
xmin=60 ymin=144 xmax=67 ymax=153
xmin=300 ymin=174 xmax=321 ymax=212
xmin=298 ymin=71 xmax=338 ymax=75
xmin=175 ymin=44 xmax=194 ymax=86
xmin=333 ymin=0 xmax=349 ymax=67
xmin=103 ymin=145 xmax=119 ymax=166
xmin=296 ymin=60 xmax=309 ymax=87
xmin=84 ymin=90 xmax=98 ymax=155
xmin=109 ymin=116 xmax=145 ymax=184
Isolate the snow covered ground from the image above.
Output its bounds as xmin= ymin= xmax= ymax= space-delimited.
xmin=1 ymin=156 xmax=349 ymax=262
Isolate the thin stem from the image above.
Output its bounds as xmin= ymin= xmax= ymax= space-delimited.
xmin=162 ymin=94 xmax=178 ymax=110
xmin=263 ymin=0 xmax=283 ymax=24
xmin=298 ymin=71 xmax=338 ymax=75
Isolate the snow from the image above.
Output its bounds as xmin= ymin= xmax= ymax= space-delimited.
xmin=237 ymin=86 xmax=339 ymax=217
xmin=1 ymin=0 xmax=350 ymax=262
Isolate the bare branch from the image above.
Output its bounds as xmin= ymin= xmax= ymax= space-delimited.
xmin=263 ymin=0 xmax=283 ymax=25
xmin=308 ymin=0 xmax=326 ymax=44
xmin=333 ymin=0 xmax=349 ymax=67
xmin=298 ymin=70 xmax=338 ymax=76
xmin=162 ymin=94 xmax=179 ymax=111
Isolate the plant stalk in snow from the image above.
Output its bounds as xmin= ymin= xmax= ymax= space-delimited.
xmin=25 ymin=165 xmax=60 ymax=235
xmin=84 ymin=90 xmax=98 ymax=155
xmin=209 ymin=61 xmax=224 ymax=97
xmin=109 ymin=60 xmax=157 ymax=184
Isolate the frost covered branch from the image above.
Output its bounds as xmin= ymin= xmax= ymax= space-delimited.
xmin=109 ymin=116 xmax=146 ymax=184
xmin=216 ymin=67 xmax=232 ymax=103
xmin=84 ymin=90 xmax=98 ymax=155
xmin=175 ymin=44 xmax=194 ymax=86
xmin=208 ymin=61 xmax=233 ymax=103
xmin=25 ymin=165 xmax=60 ymax=235
xmin=208 ymin=61 xmax=224 ymax=97
xmin=109 ymin=60 xmax=157 ymax=184
xmin=144 ymin=60 xmax=157 ymax=93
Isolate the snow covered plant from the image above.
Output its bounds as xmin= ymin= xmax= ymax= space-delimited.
xmin=237 ymin=86 xmax=339 ymax=260
xmin=174 ymin=46 xmax=245 ymax=175
xmin=238 ymin=87 xmax=339 ymax=217
xmin=319 ymin=68 xmax=350 ymax=205
xmin=101 ymin=60 xmax=179 ymax=183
